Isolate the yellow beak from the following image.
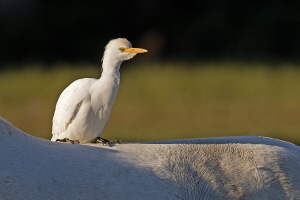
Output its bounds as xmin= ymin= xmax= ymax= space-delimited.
xmin=123 ymin=48 xmax=148 ymax=53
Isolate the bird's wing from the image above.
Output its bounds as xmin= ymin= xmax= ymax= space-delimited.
xmin=52 ymin=78 xmax=96 ymax=135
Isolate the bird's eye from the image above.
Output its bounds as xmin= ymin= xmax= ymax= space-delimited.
xmin=119 ymin=47 xmax=125 ymax=52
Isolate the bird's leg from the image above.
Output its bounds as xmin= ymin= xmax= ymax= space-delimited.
xmin=56 ymin=138 xmax=80 ymax=144
xmin=92 ymin=137 xmax=121 ymax=146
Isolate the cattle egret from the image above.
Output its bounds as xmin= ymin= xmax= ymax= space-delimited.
xmin=51 ymin=38 xmax=147 ymax=143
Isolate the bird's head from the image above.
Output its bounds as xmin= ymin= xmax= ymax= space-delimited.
xmin=102 ymin=38 xmax=148 ymax=62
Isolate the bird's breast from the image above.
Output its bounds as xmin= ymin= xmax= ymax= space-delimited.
xmin=89 ymin=75 xmax=120 ymax=119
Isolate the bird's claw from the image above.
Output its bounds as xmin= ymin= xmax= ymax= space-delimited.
xmin=56 ymin=138 xmax=80 ymax=144
xmin=92 ymin=137 xmax=121 ymax=146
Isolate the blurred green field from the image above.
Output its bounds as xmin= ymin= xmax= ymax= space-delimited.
xmin=0 ymin=62 xmax=299 ymax=145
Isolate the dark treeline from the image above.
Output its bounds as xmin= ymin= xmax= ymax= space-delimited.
xmin=1 ymin=0 xmax=300 ymax=65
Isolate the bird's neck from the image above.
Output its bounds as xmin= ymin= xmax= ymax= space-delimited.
xmin=90 ymin=57 xmax=121 ymax=114
xmin=101 ymin=57 xmax=121 ymax=78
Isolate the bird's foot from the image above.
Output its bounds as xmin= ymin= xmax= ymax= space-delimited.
xmin=92 ymin=137 xmax=121 ymax=146
xmin=56 ymin=138 xmax=80 ymax=144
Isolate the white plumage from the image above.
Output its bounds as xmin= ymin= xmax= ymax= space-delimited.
xmin=51 ymin=38 xmax=147 ymax=143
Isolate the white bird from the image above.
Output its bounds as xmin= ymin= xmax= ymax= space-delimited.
xmin=51 ymin=38 xmax=147 ymax=143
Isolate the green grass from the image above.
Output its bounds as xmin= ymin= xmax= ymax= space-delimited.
xmin=1 ymin=62 xmax=300 ymax=145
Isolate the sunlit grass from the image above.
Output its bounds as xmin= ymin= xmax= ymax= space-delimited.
xmin=0 ymin=61 xmax=299 ymax=145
